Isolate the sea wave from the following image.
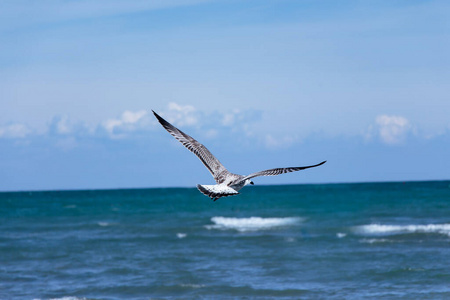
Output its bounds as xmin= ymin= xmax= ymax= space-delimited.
xmin=97 ymin=222 xmax=111 ymax=227
xmin=205 ymin=216 xmax=303 ymax=232
xmin=34 ymin=297 xmax=86 ymax=300
xmin=354 ymin=223 xmax=450 ymax=237
xmin=359 ymin=238 xmax=394 ymax=244
xmin=177 ymin=233 xmax=187 ymax=239
xmin=44 ymin=297 xmax=87 ymax=300
xmin=179 ymin=283 xmax=205 ymax=288
xmin=336 ymin=233 xmax=347 ymax=238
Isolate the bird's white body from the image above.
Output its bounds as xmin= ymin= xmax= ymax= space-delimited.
xmin=197 ymin=184 xmax=239 ymax=198
xmin=197 ymin=179 xmax=254 ymax=201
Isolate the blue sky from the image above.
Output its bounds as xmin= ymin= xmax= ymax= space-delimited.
xmin=1 ymin=0 xmax=449 ymax=191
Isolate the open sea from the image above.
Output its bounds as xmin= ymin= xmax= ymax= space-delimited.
xmin=1 ymin=181 xmax=449 ymax=300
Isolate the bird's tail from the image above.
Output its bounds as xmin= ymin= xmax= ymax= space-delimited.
xmin=197 ymin=184 xmax=239 ymax=201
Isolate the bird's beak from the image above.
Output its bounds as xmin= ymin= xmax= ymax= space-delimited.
xmin=250 ymin=181 xmax=254 ymax=185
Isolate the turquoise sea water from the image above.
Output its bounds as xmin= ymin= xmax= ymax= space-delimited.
xmin=1 ymin=181 xmax=449 ymax=299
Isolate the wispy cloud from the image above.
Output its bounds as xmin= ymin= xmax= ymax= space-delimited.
xmin=367 ymin=114 xmax=412 ymax=145
xmin=264 ymin=134 xmax=297 ymax=150
xmin=48 ymin=115 xmax=77 ymax=136
xmin=102 ymin=110 xmax=150 ymax=139
xmin=0 ymin=102 xmax=260 ymax=144
xmin=3 ymin=106 xmax=444 ymax=154
xmin=52 ymin=115 xmax=71 ymax=135
xmin=155 ymin=103 xmax=263 ymax=139
xmin=0 ymin=123 xmax=31 ymax=138
xmin=162 ymin=102 xmax=198 ymax=127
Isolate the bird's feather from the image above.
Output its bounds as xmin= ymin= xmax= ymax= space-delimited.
xmin=242 ymin=161 xmax=327 ymax=181
xmin=152 ymin=110 xmax=229 ymax=183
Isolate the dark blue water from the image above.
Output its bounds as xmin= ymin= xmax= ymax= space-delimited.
xmin=1 ymin=181 xmax=449 ymax=299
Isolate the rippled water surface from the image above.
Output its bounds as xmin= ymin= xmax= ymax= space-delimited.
xmin=1 ymin=181 xmax=449 ymax=299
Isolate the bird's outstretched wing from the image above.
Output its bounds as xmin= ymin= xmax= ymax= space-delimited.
xmin=242 ymin=161 xmax=326 ymax=181
xmin=153 ymin=110 xmax=228 ymax=183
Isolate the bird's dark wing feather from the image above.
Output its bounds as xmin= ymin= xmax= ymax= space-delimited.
xmin=153 ymin=110 xmax=228 ymax=183
xmin=242 ymin=161 xmax=326 ymax=181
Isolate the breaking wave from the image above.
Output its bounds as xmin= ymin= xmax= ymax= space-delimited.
xmin=354 ymin=223 xmax=450 ymax=237
xmin=205 ymin=216 xmax=303 ymax=232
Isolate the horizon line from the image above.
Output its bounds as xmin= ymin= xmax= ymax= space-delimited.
xmin=1 ymin=179 xmax=449 ymax=194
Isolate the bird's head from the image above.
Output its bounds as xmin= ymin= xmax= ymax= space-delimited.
xmin=245 ymin=179 xmax=254 ymax=186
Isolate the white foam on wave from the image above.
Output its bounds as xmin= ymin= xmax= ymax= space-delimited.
xmin=97 ymin=221 xmax=117 ymax=227
xmin=177 ymin=233 xmax=187 ymax=239
xmin=205 ymin=216 xmax=303 ymax=232
xmin=46 ymin=297 xmax=87 ymax=300
xmin=354 ymin=223 xmax=450 ymax=237
xmin=360 ymin=238 xmax=394 ymax=244
xmin=180 ymin=283 xmax=204 ymax=288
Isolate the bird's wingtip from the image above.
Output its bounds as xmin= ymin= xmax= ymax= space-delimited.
xmin=152 ymin=110 xmax=165 ymax=123
xmin=317 ymin=160 xmax=327 ymax=166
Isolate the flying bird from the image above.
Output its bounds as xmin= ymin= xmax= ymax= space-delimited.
xmin=153 ymin=110 xmax=326 ymax=201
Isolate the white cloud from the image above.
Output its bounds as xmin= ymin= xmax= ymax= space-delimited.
xmin=0 ymin=123 xmax=31 ymax=138
xmin=264 ymin=134 xmax=296 ymax=150
xmin=220 ymin=109 xmax=262 ymax=129
xmin=214 ymin=109 xmax=262 ymax=141
xmin=222 ymin=110 xmax=240 ymax=126
xmin=373 ymin=114 xmax=412 ymax=145
xmin=55 ymin=116 xmax=71 ymax=134
xmin=0 ymin=105 xmax=287 ymax=149
xmin=47 ymin=115 xmax=97 ymax=138
xmin=163 ymin=102 xmax=198 ymax=127
xmin=152 ymin=104 xmax=264 ymax=146
xmin=48 ymin=115 xmax=73 ymax=135
xmin=102 ymin=110 xmax=149 ymax=138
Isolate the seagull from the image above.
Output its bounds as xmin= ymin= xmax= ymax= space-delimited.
xmin=153 ymin=110 xmax=326 ymax=201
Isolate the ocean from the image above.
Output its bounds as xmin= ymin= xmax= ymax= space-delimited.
xmin=1 ymin=181 xmax=449 ymax=299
